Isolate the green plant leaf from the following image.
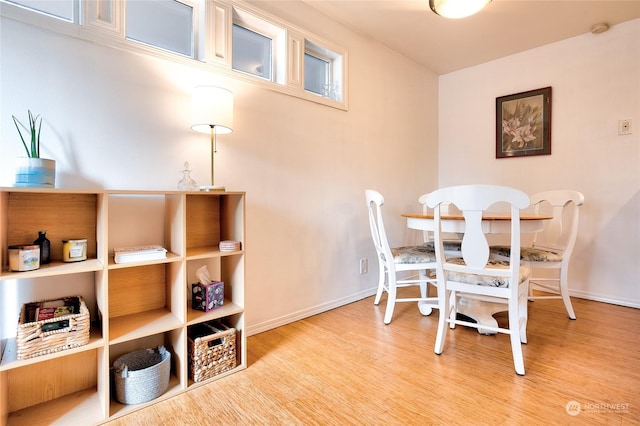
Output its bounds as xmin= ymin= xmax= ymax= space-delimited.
xmin=36 ymin=117 xmax=42 ymax=158
xmin=12 ymin=115 xmax=31 ymax=157
xmin=29 ymin=110 xmax=38 ymax=158
xmin=13 ymin=110 xmax=43 ymax=157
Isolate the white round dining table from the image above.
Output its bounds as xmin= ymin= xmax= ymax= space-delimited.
xmin=402 ymin=212 xmax=551 ymax=334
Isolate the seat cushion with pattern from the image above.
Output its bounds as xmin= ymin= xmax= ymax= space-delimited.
xmin=391 ymin=245 xmax=436 ymax=264
xmin=422 ymin=240 xmax=462 ymax=252
xmin=491 ymin=246 xmax=563 ymax=262
xmin=445 ymin=258 xmax=530 ymax=288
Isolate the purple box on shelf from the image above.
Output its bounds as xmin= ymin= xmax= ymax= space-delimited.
xmin=192 ymin=281 xmax=224 ymax=312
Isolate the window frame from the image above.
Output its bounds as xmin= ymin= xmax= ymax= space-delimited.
xmin=0 ymin=0 xmax=348 ymax=110
xmin=230 ymin=5 xmax=286 ymax=85
xmin=303 ymin=40 xmax=343 ymax=102
xmin=231 ymin=22 xmax=274 ymax=81
xmin=125 ymin=0 xmax=199 ymax=59
xmin=4 ymin=0 xmax=80 ymax=23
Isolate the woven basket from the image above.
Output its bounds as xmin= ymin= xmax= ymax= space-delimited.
xmin=188 ymin=322 xmax=237 ymax=383
xmin=16 ymin=296 xmax=90 ymax=360
xmin=113 ymin=346 xmax=171 ymax=405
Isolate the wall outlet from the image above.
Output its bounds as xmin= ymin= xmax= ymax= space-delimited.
xmin=618 ymin=119 xmax=632 ymax=135
xmin=359 ymin=258 xmax=368 ymax=274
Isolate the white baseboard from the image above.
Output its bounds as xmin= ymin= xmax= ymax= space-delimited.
xmin=570 ymin=290 xmax=640 ymax=309
xmin=246 ymin=287 xmax=639 ymax=337
xmin=246 ymin=288 xmax=378 ymax=336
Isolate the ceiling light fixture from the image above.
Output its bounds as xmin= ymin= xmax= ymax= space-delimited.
xmin=429 ymin=0 xmax=491 ymax=19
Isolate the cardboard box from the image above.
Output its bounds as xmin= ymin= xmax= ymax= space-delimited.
xmin=192 ymin=281 xmax=224 ymax=312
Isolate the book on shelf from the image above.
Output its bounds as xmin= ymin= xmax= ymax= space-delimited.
xmin=114 ymin=245 xmax=167 ymax=264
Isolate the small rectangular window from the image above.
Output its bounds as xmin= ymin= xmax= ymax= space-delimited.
xmin=304 ymin=40 xmax=342 ymax=102
xmin=232 ymin=23 xmax=273 ymax=81
xmin=126 ymin=0 xmax=194 ymax=57
xmin=304 ymin=52 xmax=330 ymax=97
xmin=7 ymin=0 xmax=78 ymax=22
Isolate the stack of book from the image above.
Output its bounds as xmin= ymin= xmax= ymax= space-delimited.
xmin=114 ymin=245 xmax=167 ymax=264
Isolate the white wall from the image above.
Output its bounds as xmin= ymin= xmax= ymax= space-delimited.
xmin=438 ymin=19 xmax=640 ymax=307
xmin=0 ymin=2 xmax=439 ymax=335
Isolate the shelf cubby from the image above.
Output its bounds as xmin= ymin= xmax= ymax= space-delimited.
xmin=107 ymin=261 xmax=185 ymax=344
xmin=2 ymin=350 xmax=105 ymax=425
xmin=107 ymin=329 xmax=184 ymax=420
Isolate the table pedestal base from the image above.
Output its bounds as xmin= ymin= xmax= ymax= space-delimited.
xmin=456 ymin=297 xmax=506 ymax=335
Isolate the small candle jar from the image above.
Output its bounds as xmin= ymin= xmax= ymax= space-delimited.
xmin=9 ymin=245 xmax=40 ymax=271
xmin=62 ymin=239 xmax=87 ymax=262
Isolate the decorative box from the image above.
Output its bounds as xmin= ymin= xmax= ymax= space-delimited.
xmin=192 ymin=281 xmax=224 ymax=312
xmin=188 ymin=321 xmax=237 ymax=382
xmin=16 ymin=296 xmax=90 ymax=360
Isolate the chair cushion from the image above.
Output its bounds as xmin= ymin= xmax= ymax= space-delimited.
xmin=391 ymin=245 xmax=436 ymax=264
xmin=445 ymin=258 xmax=530 ymax=288
xmin=422 ymin=240 xmax=462 ymax=252
xmin=490 ymin=246 xmax=563 ymax=262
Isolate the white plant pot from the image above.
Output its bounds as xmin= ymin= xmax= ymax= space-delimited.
xmin=15 ymin=157 xmax=56 ymax=188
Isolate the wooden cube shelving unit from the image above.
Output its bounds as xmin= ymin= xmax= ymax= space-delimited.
xmin=0 ymin=188 xmax=246 ymax=425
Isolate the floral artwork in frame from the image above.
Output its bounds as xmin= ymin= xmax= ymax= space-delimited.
xmin=496 ymin=87 xmax=552 ymax=158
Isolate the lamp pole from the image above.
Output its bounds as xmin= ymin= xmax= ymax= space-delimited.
xmin=190 ymin=85 xmax=233 ymax=192
xmin=210 ymin=124 xmax=216 ymax=187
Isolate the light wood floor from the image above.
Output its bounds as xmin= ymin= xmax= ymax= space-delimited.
xmin=105 ymin=291 xmax=640 ymax=425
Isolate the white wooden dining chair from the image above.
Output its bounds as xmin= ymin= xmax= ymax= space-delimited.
xmin=491 ymin=190 xmax=584 ymax=319
xmin=365 ymin=189 xmax=438 ymax=324
xmin=426 ymin=185 xmax=531 ymax=375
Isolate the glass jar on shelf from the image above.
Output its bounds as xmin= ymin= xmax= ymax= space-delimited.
xmin=178 ymin=161 xmax=198 ymax=191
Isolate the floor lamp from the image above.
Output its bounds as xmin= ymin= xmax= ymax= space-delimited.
xmin=191 ymin=86 xmax=234 ymax=191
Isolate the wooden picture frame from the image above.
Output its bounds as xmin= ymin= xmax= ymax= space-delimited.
xmin=496 ymin=87 xmax=551 ymax=158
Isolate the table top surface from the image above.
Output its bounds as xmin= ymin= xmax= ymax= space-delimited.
xmin=402 ymin=213 xmax=553 ymax=221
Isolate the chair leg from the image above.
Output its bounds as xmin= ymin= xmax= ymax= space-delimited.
xmin=508 ymin=299 xmax=525 ymax=375
xmin=526 ymin=262 xmax=534 ymax=301
xmin=559 ymin=267 xmax=577 ymax=320
xmin=373 ymin=261 xmax=386 ymax=306
xmin=518 ymin=281 xmax=529 ymax=344
xmin=434 ymin=288 xmax=450 ymax=355
xmin=448 ymin=291 xmax=457 ymax=329
xmin=383 ymin=275 xmax=397 ymax=325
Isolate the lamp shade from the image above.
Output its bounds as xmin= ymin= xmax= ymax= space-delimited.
xmin=191 ymin=86 xmax=234 ymax=134
xmin=429 ymin=0 xmax=491 ymax=19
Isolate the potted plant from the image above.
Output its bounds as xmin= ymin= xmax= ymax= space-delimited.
xmin=12 ymin=110 xmax=55 ymax=188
